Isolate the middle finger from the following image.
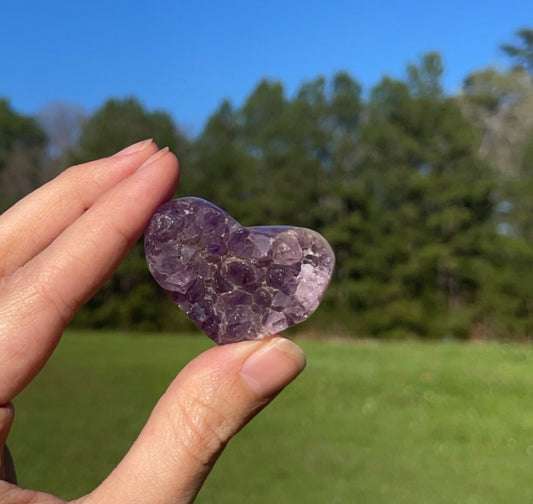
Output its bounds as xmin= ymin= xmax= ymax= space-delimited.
xmin=0 ymin=139 xmax=157 ymax=277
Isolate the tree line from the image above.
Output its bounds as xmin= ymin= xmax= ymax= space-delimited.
xmin=2 ymin=28 xmax=533 ymax=340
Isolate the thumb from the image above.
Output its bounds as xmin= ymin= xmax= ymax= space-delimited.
xmin=83 ymin=336 xmax=306 ymax=504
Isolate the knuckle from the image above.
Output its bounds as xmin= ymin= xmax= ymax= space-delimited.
xmin=28 ymin=269 xmax=76 ymax=325
xmin=171 ymin=393 xmax=229 ymax=467
xmin=57 ymin=163 xmax=97 ymax=213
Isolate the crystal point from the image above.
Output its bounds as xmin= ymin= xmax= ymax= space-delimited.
xmin=145 ymin=197 xmax=335 ymax=344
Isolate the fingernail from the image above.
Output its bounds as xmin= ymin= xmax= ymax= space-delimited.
xmin=138 ymin=147 xmax=170 ymax=171
xmin=113 ymin=138 xmax=153 ymax=157
xmin=240 ymin=337 xmax=306 ymax=399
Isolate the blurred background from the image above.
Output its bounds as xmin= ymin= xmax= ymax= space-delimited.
xmin=3 ymin=1 xmax=533 ymax=502
xmin=2 ymin=1 xmax=533 ymax=339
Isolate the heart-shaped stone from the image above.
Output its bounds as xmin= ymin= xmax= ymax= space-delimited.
xmin=144 ymin=197 xmax=335 ymax=344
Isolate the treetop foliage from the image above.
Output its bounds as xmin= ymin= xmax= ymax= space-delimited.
xmin=501 ymin=28 xmax=533 ymax=75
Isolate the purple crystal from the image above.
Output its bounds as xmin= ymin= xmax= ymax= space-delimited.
xmin=144 ymin=197 xmax=335 ymax=344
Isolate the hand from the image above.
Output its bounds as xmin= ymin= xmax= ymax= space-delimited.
xmin=0 ymin=140 xmax=306 ymax=503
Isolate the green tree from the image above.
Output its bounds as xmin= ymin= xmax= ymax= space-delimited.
xmin=235 ymin=74 xmax=362 ymax=229
xmin=407 ymin=51 xmax=444 ymax=98
xmin=70 ymin=97 xmax=191 ymax=330
xmin=190 ymin=76 xmax=362 ymax=231
xmin=184 ymin=100 xmax=256 ymax=222
xmin=334 ymin=54 xmax=496 ymax=338
xmin=455 ymin=30 xmax=533 ymax=339
xmin=72 ymin=97 xmax=189 ymax=163
xmin=501 ymin=28 xmax=533 ymax=75
xmin=0 ymin=98 xmax=47 ymax=209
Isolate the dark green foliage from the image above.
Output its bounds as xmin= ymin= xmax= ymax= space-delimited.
xmin=67 ymin=97 xmax=193 ymax=331
xmin=182 ymin=99 xmax=258 ymax=223
xmin=184 ymin=56 xmax=500 ymax=339
xmin=0 ymin=99 xmax=46 ymax=166
xmin=501 ymin=28 xmax=533 ymax=75
xmin=71 ymin=96 xmax=190 ymax=163
xmin=313 ymin=55 xmax=496 ymax=338
xmin=0 ymin=99 xmax=47 ymax=209
xmin=407 ymin=51 xmax=444 ymax=98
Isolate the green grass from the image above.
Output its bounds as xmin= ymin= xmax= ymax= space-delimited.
xmin=8 ymin=332 xmax=533 ymax=503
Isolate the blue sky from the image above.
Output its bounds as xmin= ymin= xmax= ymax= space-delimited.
xmin=1 ymin=1 xmax=531 ymax=135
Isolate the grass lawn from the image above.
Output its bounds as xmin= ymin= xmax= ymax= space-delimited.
xmin=8 ymin=331 xmax=533 ymax=503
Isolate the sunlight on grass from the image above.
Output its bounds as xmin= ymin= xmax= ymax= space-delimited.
xmin=8 ymin=332 xmax=533 ymax=503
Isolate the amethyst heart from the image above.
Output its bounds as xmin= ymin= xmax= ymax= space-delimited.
xmin=144 ymin=197 xmax=335 ymax=344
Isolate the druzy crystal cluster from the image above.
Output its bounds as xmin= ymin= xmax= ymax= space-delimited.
xmin=145 ymin=197 xmax=335 ymax=344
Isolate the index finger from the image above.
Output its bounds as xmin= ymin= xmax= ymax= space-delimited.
xmin=0 ymin=149 xmax=179 ymax=403
xmin=0 ymin=139 xmax=157 ymax=278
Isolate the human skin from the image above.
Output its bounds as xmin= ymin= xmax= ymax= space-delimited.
xmin=0 ymin=140 xmax=306 ymax=503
